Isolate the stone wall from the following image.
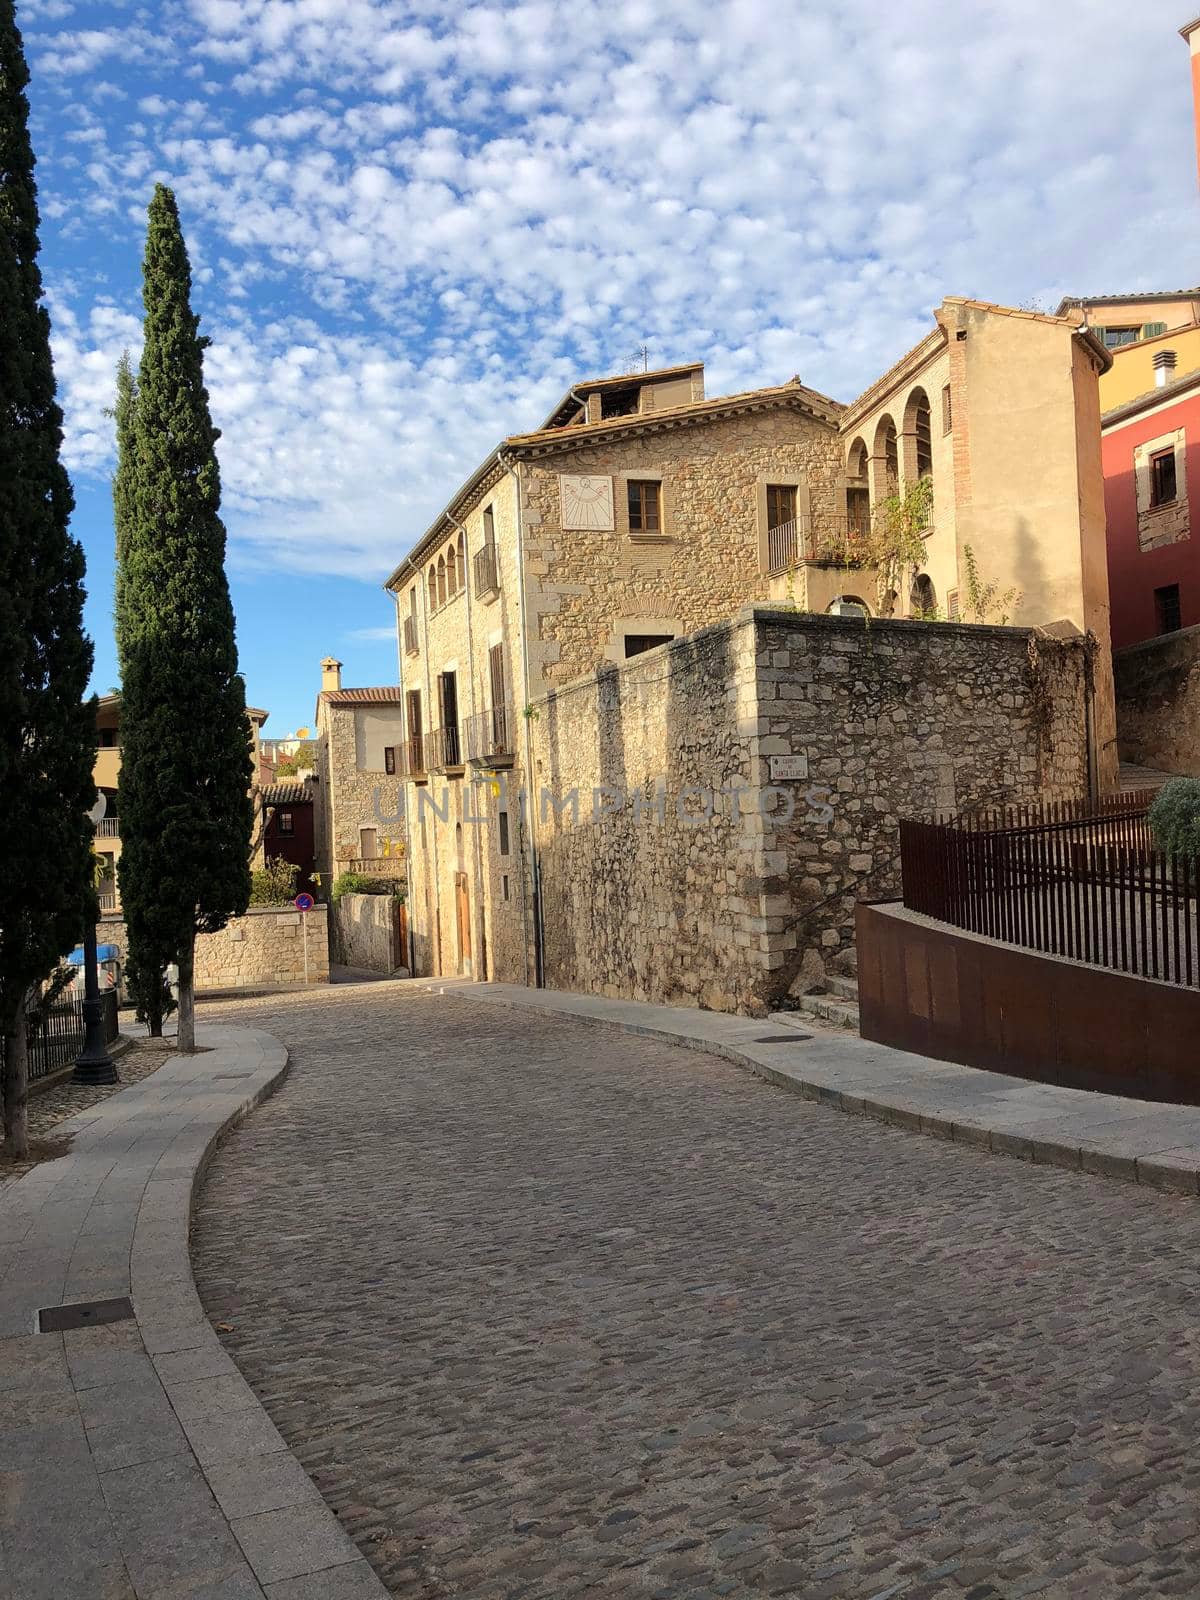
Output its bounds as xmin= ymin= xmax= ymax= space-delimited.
xmin=529 ymin=607 xmax=1093 ymax=1014
xmin=100 ymin=904 xmax=330 ymax=992
xmin=329 ymin=893 xmax=401 ymax=972
xmin=1114 ymin=625 xmax=1200 ymax=775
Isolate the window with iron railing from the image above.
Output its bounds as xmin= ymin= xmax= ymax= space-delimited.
xmin=474 ymin=541 xmax=499 ymax=597
xmin=403 ymin=614 xmax=418 ymax=656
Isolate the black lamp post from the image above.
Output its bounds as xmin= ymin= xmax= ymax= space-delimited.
xmin=74 ymin=796 xmax=118 ymax=1085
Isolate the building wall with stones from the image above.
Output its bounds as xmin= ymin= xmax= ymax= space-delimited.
xmin=329 ymin=892 xmax=403 ymax=973
xmin=1113 ymin=625 xmax=1200 ymax=775
xmin=527 ymin=607 xmax=1093 ymax=1013
xmin=101 ymin=905 xmax=329 ymax=992
xmin=314 ymin=698 xmax=407 ymax=882
xmin=518 ymin=405 xmax=845 ymax=695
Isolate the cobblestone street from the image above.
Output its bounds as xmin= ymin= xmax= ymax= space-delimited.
xmin=192 ymin=984 xmax=1200 ymax=1599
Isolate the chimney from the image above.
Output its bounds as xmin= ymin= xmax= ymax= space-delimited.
xmin=1155 ymin=349 xmax=1178 ymax=386
xmin=1181 ymin=18 xmax=1200 ymax=187
xmin=320 ymin=656 xmax=342 ymax=693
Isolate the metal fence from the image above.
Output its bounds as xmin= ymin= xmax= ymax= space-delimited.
xmin=898 ymin=790 xmax=1200 ymax=987
xmin=0 ymin=991 xmax=119 ymax=1082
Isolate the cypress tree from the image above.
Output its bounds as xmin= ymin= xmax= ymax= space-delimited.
xmin=0 ymin=0 xmax=96 ymax=1153
xmin=115 ymin=185 xmax=252 ymax=1051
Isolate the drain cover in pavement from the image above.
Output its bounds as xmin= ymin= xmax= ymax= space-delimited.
xmin=212 ymin=1072 xmax=253 ymax=1080
xmin=753 ymin=1033 xmax=812 ymax=1044
xmin=39 ymin=1296 xmax=134 ymax=1332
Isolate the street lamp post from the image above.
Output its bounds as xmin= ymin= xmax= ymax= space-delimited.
xmin=74 ymin=794 xmax=118 ymax=1086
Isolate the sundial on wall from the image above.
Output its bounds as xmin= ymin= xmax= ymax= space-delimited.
xmin=560 ymin=474 xmax=615 ymax=531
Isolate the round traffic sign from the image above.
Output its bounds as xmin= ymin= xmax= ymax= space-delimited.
xmin=293 ymin=893 xmax=315 ymax=912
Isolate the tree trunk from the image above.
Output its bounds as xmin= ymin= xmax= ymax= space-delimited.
xmin=2 ymin=1006 xmax=29 ymax=1159
xmin=176 ymin=935 xmax=196 ymax=1053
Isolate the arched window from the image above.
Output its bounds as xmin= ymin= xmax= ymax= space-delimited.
xmin=457 ymin=531 xmax=465 ymax=589
xmin=446 ymin=542 xmax=458 ymax=597
xmin=872 ymin=414 xmax=898 ymax=497
xmin=904 ymin=387 xmax=933 ymax=481
xmin=845 ymin=435 xmax=870 ymax=540
xmin=428 ymin=567 xmax=437 ymax=609
xmin=910 ymin=573 xmax=936 ymax=618
xmin=436 ymin=555 xmax=447 ymax=608
xmin=826 ymin=594 xmax=871 ymax=618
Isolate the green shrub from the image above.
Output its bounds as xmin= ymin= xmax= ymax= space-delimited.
xmin=249 ymin=858 xmax=301 ymax=906
xmin=1148 ymin=778 xmax=1200 ymax=859
xmin=331 ymin=871 xmax=398 ymax=900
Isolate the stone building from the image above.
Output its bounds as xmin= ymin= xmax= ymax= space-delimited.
xmin=311 ymin=658 xmax=407 ymax=886
xmin=386 ymin=304 xmax=1116 ymax=994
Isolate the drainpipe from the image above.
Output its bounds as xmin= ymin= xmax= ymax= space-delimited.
xmin=499 ymin=447 xmax=545 ymax=988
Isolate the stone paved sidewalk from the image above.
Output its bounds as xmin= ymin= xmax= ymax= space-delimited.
xmin=193 ymin=984 xmax=1200 ymax=1599
xmin=426 ymin=979 xmax=1200 ymax=1193
xmin=0 ymin=1022 xmax=387 ymax=1600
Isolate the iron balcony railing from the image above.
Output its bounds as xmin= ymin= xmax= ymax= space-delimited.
xmin=399 ymin=735 xmax=426 ymax=778
xmin=473 ymin=542 xmax=499 ymax=598
xmin=463 ymin=705 xmax=515 ymax=766
xmin=766 ymin=516 xmax=877 ymax=577
xmin=96 ymin=816 xmax=120 ymax=837
xmin=425 ymin=724 xmax=463 ymax=772
xmin=403 ymin=615 xmax=419 ymax=656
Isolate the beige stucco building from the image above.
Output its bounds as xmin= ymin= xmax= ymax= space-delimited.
xmin=311 ymin=658 xmax=407 ymax=886
xmin=386 ymin=298 xmax=1117 ymax=989
xmin=92 ymin=694 xmax=268 ymax=914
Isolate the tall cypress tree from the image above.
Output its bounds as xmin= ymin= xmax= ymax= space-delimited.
xmin=0 ymin=0 xmax=96 ymax=1152
xmin=116 ymin=185 xmax=252 ymax=1051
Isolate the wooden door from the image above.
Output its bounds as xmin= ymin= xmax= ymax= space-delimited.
xmin=455 ymin=872 xmax=471 ymax=972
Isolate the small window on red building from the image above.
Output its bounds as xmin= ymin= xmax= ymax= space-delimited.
xmin=1155 ymin=584 xmax=1182 ymax=635
xmin=278 ymin=811 xmax=294 ymax=835
xmin=384 ymin=746 xmax=396 ymax=774
xmin=1150 ymin=448 xmax=1177 ymax=507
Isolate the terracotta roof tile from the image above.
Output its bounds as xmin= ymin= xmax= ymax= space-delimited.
xmin=320 ymin=687 xmax=404 ymax=705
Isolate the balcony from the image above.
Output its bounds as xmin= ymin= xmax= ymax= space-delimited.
xmin=399 ymin=735 xmax=426 ymax=779
xmin=766 ymin=516 xmax=874 ymax=577
xmin=473 ymin=542 xmax=499 ymax=600
xmin=463 ymin=706 xmax=515 ymax=767
xmin=345 ymin=855 xmax=406 ymax=878
xmin=99 ymin=890 xmax=118 ymax=912
xmin=403 ymin=615 xmax=419 ymax=656
xmin=96 ymin=816 xmax=120 ymax=838
xmin=425 ymin=724 xmax=463 ymax=772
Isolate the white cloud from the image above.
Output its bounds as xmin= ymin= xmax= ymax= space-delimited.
xmin=28 ymin=0 xmax=1200 ymax=582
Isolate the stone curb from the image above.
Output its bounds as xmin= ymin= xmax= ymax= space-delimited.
xmin=0 ymin=1023 xmax=390 ymax=1600
xmin=425 ymin=980 xmax=1200 ymax=1199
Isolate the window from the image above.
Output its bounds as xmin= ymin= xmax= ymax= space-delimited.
xmin=502 ymin=873 xmax=510 ymax=902
xmin=97 ymin=728 xmax=119 ymax=748
xmin=942 ymin=384 xmax=952 ymax=434
xmin=909 ymin=388 xmax=933 ymax=478
xmin=627 ymin=479 xmax=662 ymax=534
xmin=1151 ymin=448 xmax=1178 ymax=507
xmin=438 ymin=670 xmax=460 ymax=765
xmin=946 ymin=589 xmax=960 ymax=621
xmin=384 ymin=746 xmax=396 ymax=775
xmin=446 ymin=543 xmax=458 ymax=596
xmin=624 ymin=633 xmax=674 ymax=658
xmin=498 ymin=809 xmax=510 ymax=856
xmin=359 ymin=826 xmax=377 ymax=858
xmin=436 ymin=555 xmax=447 ymax=607
xmin=483 ymin=504 xmax=495 ymax=543
xmin=1156 ymin=584 xmax=1182 ymax=635
xmin=766 ymin=484 xmax=797 ymax=530
xmin=602 ymin=384 xmax=640 ymax=418
xmin=1102 ymin=326 xmax=1140 ymax=349
xmin=278 ymin=811 xmax=294 ymax=835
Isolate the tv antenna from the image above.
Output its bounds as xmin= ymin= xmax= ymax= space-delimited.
xmin=626 ymin=344 xmax=651 ymax=374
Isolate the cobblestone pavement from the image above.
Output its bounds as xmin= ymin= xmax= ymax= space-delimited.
xmin=192 ymin=985 xmax=1200 ymax=1599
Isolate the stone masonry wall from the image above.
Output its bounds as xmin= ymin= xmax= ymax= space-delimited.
xmin=530 ymin=607 xmax=1092 ymax=1014
xmin=1113 ymin=625 xmax=1200 ymax=776
xmin=316 ymin=702 xmax=407 ymax=879
xmin=329 ymin=893 xmax=401 ymax=972
xmin=100 ymin=904 xmax=330 ymax=992
xmin=520 ymin=406 xmax=845 ymax=696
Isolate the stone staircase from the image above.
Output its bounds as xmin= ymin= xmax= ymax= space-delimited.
xmin=794 ymin=971 xmax=860 ymax=1031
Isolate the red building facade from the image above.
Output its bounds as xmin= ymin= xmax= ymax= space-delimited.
xmin=260 ymin=780 xmax=317 ymax=896
xmin=1102 ymin=371 xmax=1200 ymax=650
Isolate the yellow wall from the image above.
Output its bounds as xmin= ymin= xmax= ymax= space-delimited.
xmin=1099 ymin=324 xmax=1200 ymax=411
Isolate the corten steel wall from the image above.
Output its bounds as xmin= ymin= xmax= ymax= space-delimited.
xmin=1114 ymin=625 xmax=1200 ymax=776
xmin=857 ymin=901 xmax=1200 ymax=1104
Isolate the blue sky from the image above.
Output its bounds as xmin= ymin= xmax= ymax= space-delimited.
xmin=20 ymin=0 xmax=1200 ymax=739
